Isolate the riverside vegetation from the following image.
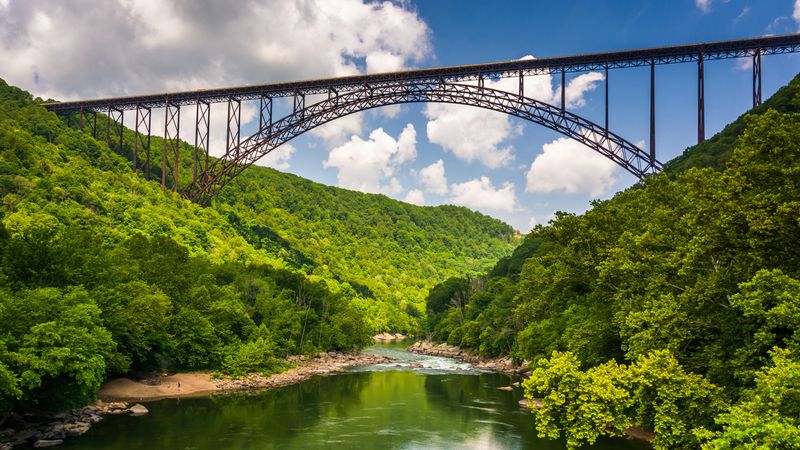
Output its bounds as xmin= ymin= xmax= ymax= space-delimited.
xmin=425 ymin=74 xmax=800 ymax=449
xmin=0 ymin=69 xmax=798 ymax=450
xmin=0 ymin=78 xmax=515 ymax=418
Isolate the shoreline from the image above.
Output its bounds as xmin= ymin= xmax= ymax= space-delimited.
xmin=98 ymin=352 xmax=393 ymax=402
xmin=408 ymin=341 xmax=655 ymax=444
xmin=0 ymin=352 xmax=392 ymax=449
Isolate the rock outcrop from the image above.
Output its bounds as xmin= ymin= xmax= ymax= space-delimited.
xmin=0 ymin=401 xmax=130 ymax=449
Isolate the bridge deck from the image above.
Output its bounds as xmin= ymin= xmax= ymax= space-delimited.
xmin=43 ymin=34 xmax=800 ymax=112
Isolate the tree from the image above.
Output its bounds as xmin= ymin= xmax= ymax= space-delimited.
xmin=698 ymin=348 xmax=800 ymax=449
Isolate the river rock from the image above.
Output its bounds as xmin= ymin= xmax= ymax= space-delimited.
xmin=518 ymin=398 xmax=543 ymax=410
xmin=66 ymin=423 xmax=90 ymax=437
xmin=33 ymin=440 xmax=63 ymax=448
xmin=497 ymin=386 xmax=513 ymax=391
xmin=128 ymin=404 xmax=149 ymax=416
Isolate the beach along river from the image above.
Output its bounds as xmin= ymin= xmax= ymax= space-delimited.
xmin=61 ymin=342 xmax=648 ymax=449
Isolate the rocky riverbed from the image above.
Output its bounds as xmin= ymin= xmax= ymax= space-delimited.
xmin=215 ymin=352 xmax=393 ymax=392
xmin=407 ymin=341 xmax=533 ymax=377
xmin=0 ymin=352 xmax=393 ymax=449
xmin=0 ymin=401 xmax=133 ymax=449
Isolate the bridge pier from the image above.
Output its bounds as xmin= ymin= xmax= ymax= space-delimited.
xmin=106 ymin=107 xmax=124 ymax=152
xmin=259 ymin=95 xmax=273 ymax=136
xmin=162 ymin=101 xmax=180 ymax=192
xmin=604 ymin=63 xmax=609 ymax=131
xmin=91 ymin=111 xmax=97 ymax=138
xmin=194 ymin=99 xmax=210 ymax=187
xmin=134 ymin=104 xmax=152 ymax=178
xmin=560 ymin=66 xmax=565 ymax=111
xmin=226 ymin=97 xmax=241 ymax=160
xmin=753 ymin=49 xmax=762 ymax=107
xmin=293 ymin=91 xmax=305 ymax=118
xmin=649 ymin=60 xmax=656 ymax=162
xmin=698 ymin=52 xmax=705 ymax=144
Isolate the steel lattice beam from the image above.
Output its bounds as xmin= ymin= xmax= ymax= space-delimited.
xmin=184 ymin=83 xmax=662 ymax=204
xmin=162 ymin=102 xmax=180 ymax=192
xmin=134 ymin=104 xmax=151 ymax=178
xmin=42 ymin=34 xmax=800 ymax=113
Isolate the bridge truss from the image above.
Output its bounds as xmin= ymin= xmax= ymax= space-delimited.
xmin=43 ymin=34 xmax=800 ymax=202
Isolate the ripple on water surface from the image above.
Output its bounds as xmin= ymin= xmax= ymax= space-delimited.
xmin=60 ymin=342 xmax=649 ymax=450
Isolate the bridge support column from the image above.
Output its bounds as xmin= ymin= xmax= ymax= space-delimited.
xmin=193 ymin=99 xmax=210 ymax=187
xmin=560 ymin=66 xmax=566 ymax=111
xmin=649 ymin=60 xmax=656 ymax=163
xmin=106 ymin=107 xmax=124 ymax=151
xmin=79 ymin=107 xmax=84 ymax=130
xmin=91 ymin=111 xmax=97 ymax=139
xmin=698 ymin=52 xmax=705 ymax=144
xmin=162 ymin=101 xmax=180 ymax=192
xmin=518 ymin=70 xmax=524 ymax=100
xmin=293 ymin=91 xmax=305 ymax=119
xmin=604 ymin=63 xmax=609 ymax=131
xmin=226 ymin=97 xmax=241 ymax=159
xmin=753 ymin=49 xmax=762 ymax=107
xmin=259 ymin=95 xmax=273 ymax=136
xmin=134 ymin=104 xmax=152 ymax=178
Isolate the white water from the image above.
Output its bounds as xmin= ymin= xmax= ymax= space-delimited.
xmin=350 ymin=341 xmax=487 ymax=375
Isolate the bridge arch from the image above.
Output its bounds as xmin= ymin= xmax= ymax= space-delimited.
xmin=187 ymin=82 xmax=662 ymax=204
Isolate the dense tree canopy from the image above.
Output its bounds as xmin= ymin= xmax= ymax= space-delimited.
xmin=0 ymin=78 xmax=514 ymax=414
xmin=426 ymin=74 xmax=800 ymax=447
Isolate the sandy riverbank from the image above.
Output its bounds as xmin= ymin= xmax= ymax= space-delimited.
xmin=98 ymin=352 xmax=393 ymax=402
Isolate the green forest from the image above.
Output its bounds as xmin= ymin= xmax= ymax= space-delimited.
xmin=0 ymin=78 xmax=514 ymax=413
xmin=425 ymin=74 xmax=800 ymax=449
xmin=2 ymin=66 xmax=800 ymax=449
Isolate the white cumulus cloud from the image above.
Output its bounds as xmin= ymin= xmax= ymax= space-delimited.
xmin=323 ymin=123 xmax=416 ymax=194
xmin=423 ymin=55 xmax=603 ymax=169
xmin=257 ymin=144 xmax=296 ymax=170
xmin=418 ymin=159 xmax=449 ymax=195
xmin=0 ymin=0 xmax=431 ymax=151
xmin=795 ymin=0 xmax=800 ymax=29
xmin=404 ymin=189 xmax=425 ymax=206
xmin=525 ymin=136 xmax=618 ymax=197
xmin=696 ymin=0 xmax=712 ymax=13
xmin=425 ymin=103 xmax=517 ymax=169
xmin=450 ymin=176 xmax=518 ymax=214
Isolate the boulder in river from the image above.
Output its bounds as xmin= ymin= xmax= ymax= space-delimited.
xmin=128 ymin=404 xmax=149 ymax=416
xmin=33 ymin=440 xmax=63 ymax=448
xmin=518 ymin=398 xmax=543 ymax=410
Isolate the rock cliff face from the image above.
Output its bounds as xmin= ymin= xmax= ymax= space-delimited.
xmin=406 ymin=341 xmax=532 ymax=377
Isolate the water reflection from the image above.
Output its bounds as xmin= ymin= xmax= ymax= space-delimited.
xmin=62 ymin=343 xmax=647 ymax=450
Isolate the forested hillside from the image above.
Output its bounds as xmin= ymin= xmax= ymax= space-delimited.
xmin=665 ymin=73 xmax=800 ymax=173
xmin=425 ymin=74 xmax=800 ymax=449
xmin=0 ymin=78 xmax=515 ymax=414
xmin=217 ymin=167 xmax=514 ymax=330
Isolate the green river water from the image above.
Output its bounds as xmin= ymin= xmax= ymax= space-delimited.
xmin=60 ymin=342 xmax=648 ymax=449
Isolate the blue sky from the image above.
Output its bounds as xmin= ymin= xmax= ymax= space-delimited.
xmin=2 ymin=0 xmax=800 ymax=231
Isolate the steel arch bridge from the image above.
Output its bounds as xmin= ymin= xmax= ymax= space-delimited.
xmin=43 ymin=34 xmax=800 ymax=204
xmin=188 ymin=83 xmax=658 ymax=204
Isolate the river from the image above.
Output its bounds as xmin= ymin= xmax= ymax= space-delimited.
xmin=61 ymin=342 xmax=648 ymax=449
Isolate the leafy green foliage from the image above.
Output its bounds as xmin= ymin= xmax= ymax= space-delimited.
xmin=698 ymin=348 xmax=800 ymax=449
xmin=523 ymin=350 xmax=722 ymax=450
xmin=522 ymin=351 xmax=633 ymax=449
xmin=665 ymin=72 xmax=800 ymax=173
xmin=429 ymin=75 xmax=800 ymax=447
